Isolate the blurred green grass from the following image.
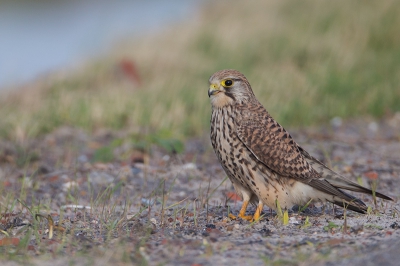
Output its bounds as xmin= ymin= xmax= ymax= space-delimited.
xmin=1 ymin=0 xmax=399 ymax=140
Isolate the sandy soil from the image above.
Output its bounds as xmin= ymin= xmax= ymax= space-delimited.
xmin=0 ymin=116 xmax=399 ymax=265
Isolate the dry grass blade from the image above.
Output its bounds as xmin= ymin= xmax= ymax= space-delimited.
xmin=35 ymin=214 xmax=66 ymax=239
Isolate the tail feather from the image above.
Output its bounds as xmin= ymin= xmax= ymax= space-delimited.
xmin=331 ymin=200 xmax=367 ymax=214
xmin=306 ymin=178 xmax=369 ymax=213
xmin=331 ymin=189 xmax=368 ymax=213
xmin=300 ymin=147 xmax=393 ymax=201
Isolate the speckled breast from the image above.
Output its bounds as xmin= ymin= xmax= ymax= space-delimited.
xmin=210 ymin=106 xmax=253 ymax=190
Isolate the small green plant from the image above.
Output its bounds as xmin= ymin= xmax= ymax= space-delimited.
xmin=92 ymin=138 xmax=125 ymax=162
xmin=299 ymin=199 xmax=313 ymax=213
xmin=323 ymin=221 xmax=339 ymax=232
xmin=132 ymin=130 xmax=184 ymax=154
xmin=14 ymin=146 xmax=40 ymax=167
xmin=301 ymin=216 xmax=312 ymax=229
xmin=93 ymin=145 xmax=114 ymax=162
xmin=276 ymin=199 xmax=289 ymax=225
xmin=356 ymin=176 xmax=363 ymax=186
xmin=370 ymin=179 xmax=378 ymax=208
xmin=342 ymin=204 xmax=348 ymax=233
xmin=364 ymin=224 xmax=384 ymax=230
xmin=367 ymin=206 xmax=373 ymax=215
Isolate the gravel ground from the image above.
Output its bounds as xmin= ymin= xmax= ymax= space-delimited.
xmin=0 ymin=115 xmax=399 ymax=265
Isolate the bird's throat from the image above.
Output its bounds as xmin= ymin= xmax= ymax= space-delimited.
xmin=211 ymin=93 xmax=234 ymax=108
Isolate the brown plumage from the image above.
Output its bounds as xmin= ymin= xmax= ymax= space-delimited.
xmin=208 ymin=69 xmax=392 ymax=221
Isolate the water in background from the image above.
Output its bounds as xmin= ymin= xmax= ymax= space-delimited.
xmin=0 ymin=0 xmax=200 ymax=90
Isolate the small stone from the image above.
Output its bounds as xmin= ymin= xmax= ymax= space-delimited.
xmin=63 ymin=181 xmax=78 ymax=191
xmin=330 ymin=116 xmax=342 ymax=127
xmin=259 ymin=228 xmax=272 ymax=237
xmin=126 ymin=214 xmax=136 ymax=220
xmin=22 ymin=177 xmax=33 ymax=188
xmin=88 ymin=171 xmax=114 ymax=185
xmin=141 ymin=198 xmax=154 ymax=206
xmin=77 ymin=155 xmax=88 ymax=163
xmin=131 ymin=166 xmax=142 ymax=175
xmin=289 ymin=216 xmax=300 ymax=225
xmin=390 ymin=222 xmax=399 ymax=229
xmin=181 ymin=163 xmax=197 ymax=170
xmin=351 ymin=224 xmax=364 ymax=234
xmin=368 ymin=121 xmax=379 ymax=132
xmin=205 ymin=224 xmax=216 ymax=229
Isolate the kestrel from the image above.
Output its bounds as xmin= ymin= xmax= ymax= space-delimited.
xmin=208 ymin=69 xmax=392 ymax=221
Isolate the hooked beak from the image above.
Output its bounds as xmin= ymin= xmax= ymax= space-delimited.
xmin=208 ymin=83 xmax=220 ymax=97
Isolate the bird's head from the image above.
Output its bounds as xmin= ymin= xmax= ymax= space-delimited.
xmin=208 ymin=69 xmax=255 ymax=108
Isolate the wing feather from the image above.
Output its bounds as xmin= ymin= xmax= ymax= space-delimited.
xmin=235 ymin=104 xmax=393 ymax=203
xmin=235 ymin=105 xmax=319 ymax=181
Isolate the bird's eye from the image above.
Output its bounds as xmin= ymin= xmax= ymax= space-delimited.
xmin=222 ymin=79 xmax=234 ymax=87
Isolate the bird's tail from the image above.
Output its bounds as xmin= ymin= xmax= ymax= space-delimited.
xmin=331 ymin=189 xmax=368 ymax=213
xmin=300 ymin=147 xmax=393 ymax=201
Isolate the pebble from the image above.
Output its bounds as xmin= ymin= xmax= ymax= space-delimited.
xmin=181 ymin=163 xmax=197 ymax=170
xmin=88 ymin=171 xmax=115 ymax=185
xmin=289 ymin=216 xmax=301 ymax=225
xmin=77 ymin=155 xmax=88 ymax=163
xmin=330 ymin=116 xmax=343 ymax=127
xmin=22 ymin=177 xmax=33 ymax=188
xmin=141 ymin=198 xmax=155 ymax=206
xmin=131 ymin=166 xmax=142 ymax=175
xmin=63 ymin=181 xmax=78 ymax=191
xmin=368 ymin=121 xmax=379 ymax=132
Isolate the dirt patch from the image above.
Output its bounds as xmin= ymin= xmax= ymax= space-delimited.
xmin=0 ymin=117 xmax=399 ymax=265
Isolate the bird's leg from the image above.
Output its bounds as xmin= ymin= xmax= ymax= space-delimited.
xmin=252 ymin=202 xmax=264 ymax=222
xmin=229 ymin=200 xmax=253 ymax=221
xmin=237 ymin=200 xmax=254 ymax=221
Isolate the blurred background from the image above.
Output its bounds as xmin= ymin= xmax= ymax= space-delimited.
xmin=0 ymin=0 xmax=399 ymax=140
xmin=0 ymin=0 xmax=200 ymax=88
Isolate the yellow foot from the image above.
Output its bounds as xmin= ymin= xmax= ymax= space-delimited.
xmin=228 ymin=213 xmax=237 ymax=220
xmin=228 ymin=213 xmax=254 ymax=221
xmin=229 ymin=200 xmax=264 ymax=222
xmin=239 ymin=214 xmax=254 ymax=222
xmin=252 ymin=203 xmax=264 ymax=222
